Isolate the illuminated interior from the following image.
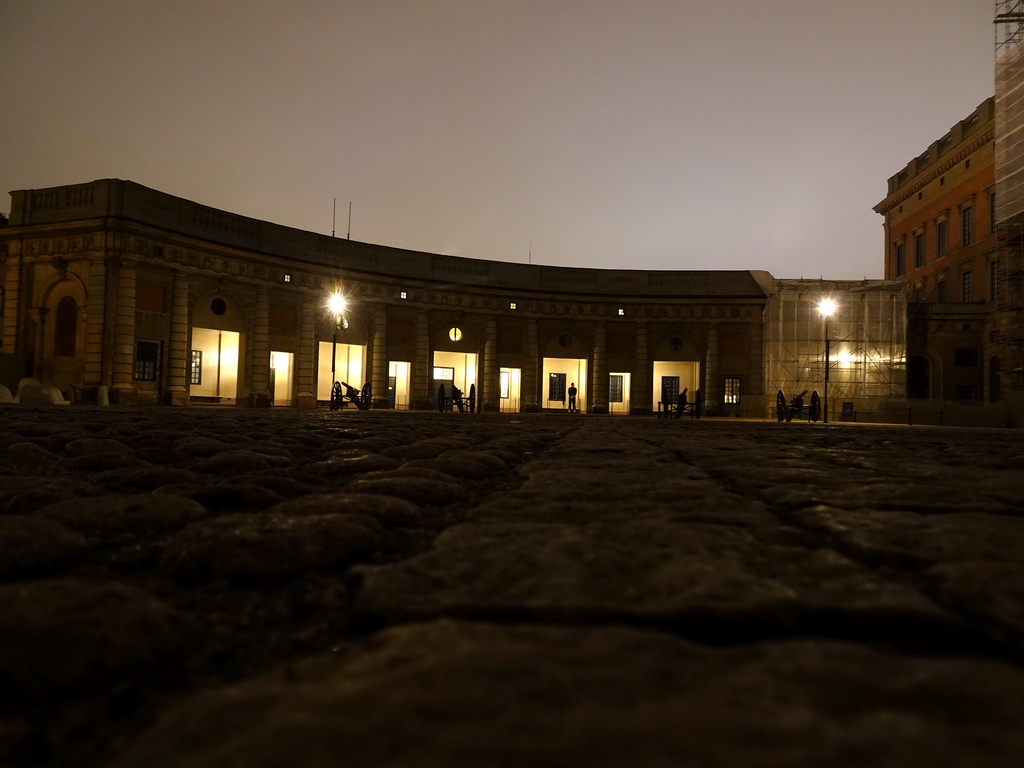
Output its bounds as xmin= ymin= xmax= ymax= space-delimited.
xmin=652 ymin=361 xmax=699 ymax=409
xmin=499 ymin=367 xmax=521 ymax=412
xmin=270 ymin=350 xmax=293 ymax=405
xmin=317 ymin=341 xmax=364 ymax=399
xmin=608 ymin=371 xmax=632 ymax=414
xmin=542 ymin=357 xmax=587 ymax=411
xmin=388 ymin=360 xmax=410 ymax=408
xmin=191 ymin=328 xmax=240 ymax=400
xmin=433 ymin=350 xmax=477 ymax=400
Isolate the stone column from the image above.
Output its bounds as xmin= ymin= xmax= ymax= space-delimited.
xmin=78 ymin=257 xmax=105 ymax=388
xmin=412 ymin=310 xmax=431 ymax=409
xmin=590 ymin=321 xmax=608 ymax=414
xmin=481 ymin=314 xmax=498 ymax=412
xmin=248 ymin=284 xmax=270 ymax=406
xmin=295 ymin=297 xmax=317 ymax=409
xmin=746 ymin=321 xmax=764 ymax=417
xmin=2 ymin=242 xmax=22 ymax=354
xmin=165 ymin=269 xmax=190 ymax=405
xmin=371 ymin=306 xmax=389 ymax=408
xmin=632 ymin=321 xmax=649 ymax=413
xmin=28 ymin=308 xmax=47 ymax=381
xmin=704 ymin=322 xmax=720 ymax=415
xmin=523 ymin=317 xmax=539 ymax=411
xmin=111 ymin=257 xmax=136 ymax=398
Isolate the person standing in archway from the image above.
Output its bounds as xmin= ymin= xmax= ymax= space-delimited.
xmin=568 ymin=382 xmax=578 ymax=413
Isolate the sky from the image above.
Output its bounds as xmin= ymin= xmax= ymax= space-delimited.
xmin=1 ymin=0 xmax=997 ymax=279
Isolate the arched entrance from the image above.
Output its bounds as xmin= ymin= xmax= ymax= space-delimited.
xmin=542 ymin=330 xmax=588 ymax=412
xmin=652 ymin=333 xmax=701 ymax=410
xmin=191 ymin=292 xmax=247 ymax=403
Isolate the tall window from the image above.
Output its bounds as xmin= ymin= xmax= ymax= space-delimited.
xmin=499 ymin=371 xmax=510 ymax=399
xmin=962 ymin=270 xmax=973 ymax=303
xmin=548 ymin=373 xmax=566 ymax=402
xmin=937 ymin=280 xmax=947 ymax=302
xmin=190 ymin=350 xmax=203 ymax=385
xmin=608 ymin=375 xmax=624 ymax=403
xmin=724 ymin=377 xmax=741 ymax=404
xmin=991 ymin=260 xmax=1000 ymax=301
xmin=661 ymin=376 xmax=680 ymax=405
xmin=936 ymin=220 xmax=948 ymax=258
xmin=914 ymin=231 xmax=926 ymax=267
xmin=991 ymin=191 xmax=997 ymax=233
xmin=961 ymin=206 xmax=973 ymax=246
xmin=894 ymin=242 xmax=905 ymax=276
xmin=134 ymin=341 xmax=159 ymax=381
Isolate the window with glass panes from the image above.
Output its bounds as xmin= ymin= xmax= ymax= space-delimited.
xmin=894 ymin=242 xmax=905 ymax=276
xmin=961 ymin=206 xmax=973 ymax=246
xmin=190 ymin=350 xmax=202 ymax=385
xmin=134 ymin=341 xmax=159 ymax=381
xmin=962 ymin=270 xmax=973 ymax=302
xmin=915 ymin=231 xmax=926 ymax=267
xmin=724 ymin=377 xmax=741 ymax=404
xmin=936 ymin=220 xmax=947 ymax=257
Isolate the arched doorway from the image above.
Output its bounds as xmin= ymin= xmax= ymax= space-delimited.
xmin=191 ymin=293 xmax=247 ymax=403
xmin=542 ymin=330 xmax=587 ymax=412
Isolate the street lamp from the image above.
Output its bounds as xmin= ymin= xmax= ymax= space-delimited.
xmin=326 ymin=290 xmax=348 ymax=401
xmin=817 ymin=298 xmax=838 ymax=423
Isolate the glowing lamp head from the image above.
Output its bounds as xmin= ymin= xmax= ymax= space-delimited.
xmin=817 ymin=298 xmax=838 ymax=317
xmin=326 ymin=291 xmax=347 ymax=318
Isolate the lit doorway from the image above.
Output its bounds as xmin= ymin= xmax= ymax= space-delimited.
xmin=499 ymin=367 xmax=521 ymax=412
xmin=389 ymin=360 xmax=410 ymax=409
xmin=317 ymin=342 xmax=365 ymax=400
xmin=608 ymin=371 xmax=631 ymax=414
xmin=190 ymin=329 xmax=241 ymax=401
xmin=270 ymin=351 xmax=293 ymax=406
xmin=652 ymin=361 xmax=699 ymax=408
xmin=542 ymin=357 xmax=587 ymax=411
xmin=433 ymin=350 xmax=477 ymax=403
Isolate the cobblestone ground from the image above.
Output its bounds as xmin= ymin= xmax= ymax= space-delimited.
xmin=2 ymin=406 xmax=1024 ymax=767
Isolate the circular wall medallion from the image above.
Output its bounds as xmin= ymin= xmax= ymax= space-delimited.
xmin=211 ymin=298 xmax=227 ymax=316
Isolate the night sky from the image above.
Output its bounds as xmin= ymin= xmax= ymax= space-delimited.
xmin=1 ymin=1 xmax=995 ymax=278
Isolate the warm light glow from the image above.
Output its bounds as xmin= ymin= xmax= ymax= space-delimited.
xmin=817 ymin=298 xmax=838 ymax=317
xmin=326 ymin=291 xmax=347 ymax=318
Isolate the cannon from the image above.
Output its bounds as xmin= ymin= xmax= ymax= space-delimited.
xmin=775 ymin=389 xmax=821 ymax=422
xmin=331 ymin=381 xmax=371 ymax=411
xmin=438 ymin=383 xmax=476 ymax=414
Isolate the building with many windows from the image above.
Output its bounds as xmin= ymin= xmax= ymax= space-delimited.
xmin=0 ymin=179 xmax=911 ymax=420
xmin=874 ymin=98 xmax=1000 ymax=407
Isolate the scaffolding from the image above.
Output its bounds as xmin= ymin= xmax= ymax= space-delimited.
xmin=764 ymin=280 xmax=906 ymax=421
xmin=995 ymin=1 xmax=1024 ymax=390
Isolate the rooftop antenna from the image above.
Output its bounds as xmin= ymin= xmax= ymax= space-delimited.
xmin=332 ymin=198 xmax=336 ymax=238
xmin=347 ymin=201 xmax=352 ymax=240
xmin=529 ymin=243 xmax=532 ymax=265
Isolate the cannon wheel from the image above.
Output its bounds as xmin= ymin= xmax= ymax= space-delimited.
xmin=360 ymin=382 xmax=372 ymax=410
xmin=776 ymin=390 xmax=786 ymax=422
xmin=468 ymin=383 xmax=476 ymax=414
xmin=330 ymin=381 xmax=344 ymax=411
xmin=437 ymin=384 xmax=447 ymax=413
xmin=809 ymin=391 xmax=821 ymax=422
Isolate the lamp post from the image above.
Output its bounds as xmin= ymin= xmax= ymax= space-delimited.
xmin=817 ymin=298 xmax=837 ymax=424
xmin=326 ymin=291 xmax=348 ymax=400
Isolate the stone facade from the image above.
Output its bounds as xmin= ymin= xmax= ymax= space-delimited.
xmin=0 ymin=179 xmax=779 ymax=415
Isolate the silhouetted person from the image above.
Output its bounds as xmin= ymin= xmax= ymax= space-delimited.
xmin=451 ymin=385 xmax=464 ymax=413
xmin=568 ymin=383 xmax=578 ymax=413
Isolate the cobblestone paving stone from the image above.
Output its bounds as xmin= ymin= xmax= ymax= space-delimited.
xmin=2 ymin=407 xmax=1024 ymax=766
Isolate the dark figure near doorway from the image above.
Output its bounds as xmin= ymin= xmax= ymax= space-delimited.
xmin=568 ymin=383 xmax=578 ymax=413
xmin=451 ymin=385 xmax=465 ymax=413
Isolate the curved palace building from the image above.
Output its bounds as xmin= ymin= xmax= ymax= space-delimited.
xmin=0 ymin=179 xmax=906 ymax=418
